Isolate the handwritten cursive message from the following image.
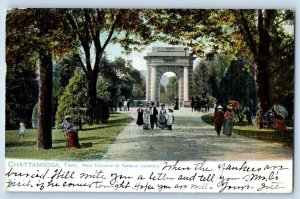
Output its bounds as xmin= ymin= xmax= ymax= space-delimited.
xmin=5 ymin=159 xmax=292 ymax=193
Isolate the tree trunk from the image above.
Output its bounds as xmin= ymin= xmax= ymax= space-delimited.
xmin=37 ymin=9 xmax=54 ymax=149
xmin=87 ymin=70 xmax=98 ymax=123
xmin=255 ymin=55 xmax=270 ymax=128
xmin=255 ymin=9 xmax=272 ymax=129
xmin=37 ymin=48 xmax=53 ymax=149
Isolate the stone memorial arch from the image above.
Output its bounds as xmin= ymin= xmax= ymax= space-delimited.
xmin=144 ymin=47 xmax=195 ymax=106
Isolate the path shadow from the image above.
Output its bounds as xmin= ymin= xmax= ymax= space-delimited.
xmin=109 ymin=118 xmax=133 ymax=124
xmin=6 ymin=141 xmax=36 ymax=147
xmin=51 ymin=145 xmax=68 ymax=149
xmin=80 ymin=125 xmax=109 ymax=131
xmin=79 ymin=136 xmax=110 ymax=141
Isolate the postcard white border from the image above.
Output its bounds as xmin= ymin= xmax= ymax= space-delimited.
xmin=1 ymin=0 xmax=299 ymax=199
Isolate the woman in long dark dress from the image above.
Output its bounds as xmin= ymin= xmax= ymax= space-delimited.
xmin=136 ymin=104 xmax=144 ymax=126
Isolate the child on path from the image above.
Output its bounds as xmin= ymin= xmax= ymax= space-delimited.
xmin=19 ymin=122 xmax=25 ymax=138
xmin=166 ymin=108 xmax=174 ymax=130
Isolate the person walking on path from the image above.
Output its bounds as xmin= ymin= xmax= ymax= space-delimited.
xmin=158 ymin=103 xmax=167 ymax=129
xmin=127 ymin=99 xmax=130 ymax=111
xmin=123 ymin=99 xmax=127 ymax=111
xmin=191 ymin=97 xmax=195 ymax=112
xmin=166 ymin=108 xmax=175 ymax=130
xmin=119 ymin=100 xmax=123 ymax=111
xmin=143 ymin=103 xmax=151 ymax=130
xmin=150 ymin=102 xmax=158 ymax=129
xmin=223 ymin=105 xmax=234 ymax=136
xmin=214 ymin=105 xmax=224 ymax=136
xmin=136 ymin=103 xmax=144 ymax=126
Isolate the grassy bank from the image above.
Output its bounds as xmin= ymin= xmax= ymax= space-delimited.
xmin=201 ymin=113 xmax=293 ymax=147
xmin=5 ymin=113 xmax=132 ymax=161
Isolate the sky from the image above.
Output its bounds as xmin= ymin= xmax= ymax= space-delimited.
xmin=104 ymin=40 xmax=200 ymax=79
xmin=104 ymin=40 xmax=188 ymax=71
xmin=104 ymin=40 xmax=150 ymax=71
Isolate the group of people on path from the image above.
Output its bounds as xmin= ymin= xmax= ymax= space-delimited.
xmin=136 ymin=102 xmax=174 ymax=130
xmin=191 ymin=94 xmax=210 ymax=112
xmin=214 ymin=104 xmax=235 ymax=137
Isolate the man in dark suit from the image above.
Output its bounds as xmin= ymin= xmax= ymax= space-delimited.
xmin=127 ymin=99 xmax=130 ymax=111
xmin=150 ymin=102 xmax=158 ymax=129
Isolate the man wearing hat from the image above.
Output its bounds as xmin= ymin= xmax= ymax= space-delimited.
xmin=214 ymin=105 xmax=225 ymax=136
xmin=150 ymin=102 xmax=158 ymax=129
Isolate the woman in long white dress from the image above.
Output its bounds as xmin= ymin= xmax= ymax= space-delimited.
xmin=143 ymin=103 xmax=151 ymax=130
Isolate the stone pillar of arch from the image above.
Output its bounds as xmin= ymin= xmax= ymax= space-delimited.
xmin=178 ymin=77 xmax=184 ymax=106
xmin=150 ymin=65 xmax=157 ymax=102
xmin=183 ymin=65 xmax=189 ymax=102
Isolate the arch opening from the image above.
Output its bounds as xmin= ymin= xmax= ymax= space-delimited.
xmin=159 ymin=72 xmax=179 ymax=107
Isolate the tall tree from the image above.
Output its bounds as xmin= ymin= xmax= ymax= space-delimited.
xmin=230 ymin=10 xmax=294 ymax=127
xmin=65 ymin=9 xmax=153 ymax=122
xmin=6 ymin=9 xmax=75 ymax=148
xmin=132 ymin=74 xmax=146 ymax=101
xmin=143 ymin=9 xmax=294 ymax=128
xmin=193 ymin=59 xmax=212 ymax=97
xmin=6 ymin=10 xmax=40 ymax=129
xmin=36 ymin=10 xmax=55 ymax=148
xmin=97 ymin=57 xmax=146 ymax=109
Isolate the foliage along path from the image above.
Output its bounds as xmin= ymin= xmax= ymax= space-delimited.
xmin=101 ymin=108 xmax=292 ymax=161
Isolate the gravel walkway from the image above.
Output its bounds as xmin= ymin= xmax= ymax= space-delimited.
xmin=101 ymin=108 xmax=292 ymax=161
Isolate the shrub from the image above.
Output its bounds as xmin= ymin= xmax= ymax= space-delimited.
xmin=55 ymin=68 xmax=88 ymax=128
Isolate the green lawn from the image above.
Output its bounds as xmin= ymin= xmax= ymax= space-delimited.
xmin=201 ymin=112 xmax=293 ymax=147
xmin=5 ymin=113 xmax=132 ymax=161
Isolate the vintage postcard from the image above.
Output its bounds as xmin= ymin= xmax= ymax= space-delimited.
xmin=4 ymin=8 xmax=294 ymax=193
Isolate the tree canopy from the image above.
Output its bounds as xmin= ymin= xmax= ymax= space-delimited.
xmin=64 ymin=9 xmax=154 ymax=122
xmin=142 ymin=9 xmax=294 ymax=126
